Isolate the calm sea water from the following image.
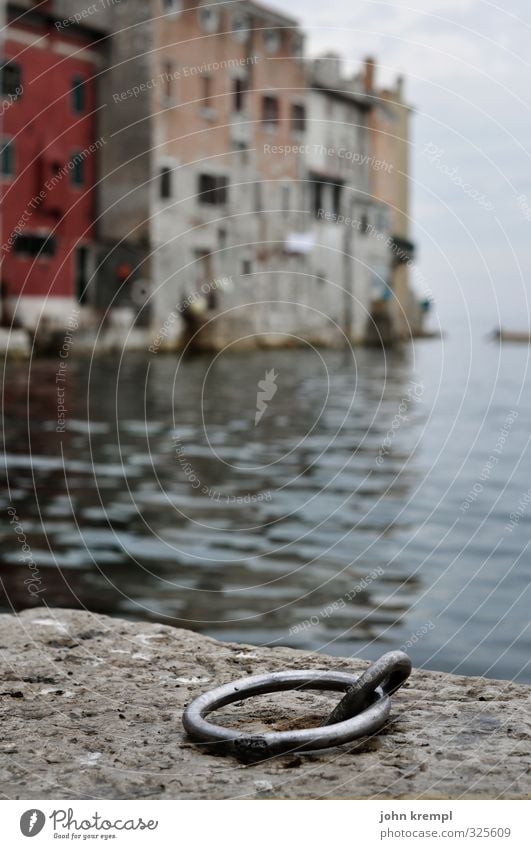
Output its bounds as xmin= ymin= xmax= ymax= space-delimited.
xmin=2 ymin=329 xmax=530 ymax=683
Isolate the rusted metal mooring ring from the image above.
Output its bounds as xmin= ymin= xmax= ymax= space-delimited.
xmin=182 ymin=651 xmax=411 ymax=760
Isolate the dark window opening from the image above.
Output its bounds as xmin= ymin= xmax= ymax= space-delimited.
xmin=198 ymin=173 xmax=228 ymax=205
xmin=1 ymin=138 xmax=14 ymax=177
xmin=233 ymin=77 xmax=247 ymax=112
xmin=72 ymin=77 xmax=86 ymax=113
xmin=291 ymin=103 xmax=306 ymax=133
xmin=70 ymin=153 xmax=85 ymax=187
xmin=162 ymin=61 xmax=174 ymax=100
xmin=13 ymin=234 xmax=56 ymax=257
xmin=262 ymin=95 xmax=279 ymax=126
xmin=360 ymin=213 xmax=369 ymax=233
xmin=160 ymin=166 xmax=172 ymax=199
xmin=312 ymin=180 xmax=323 ymax=217
xmin=1 ymin=62 xmax=22 ymax=98
xmin=312 ymin=177 xmax=343 ymax=218
xmin=242 ymin=259 xmax=252 ymax=275
xmin=207 ymin=287 xmax=218 ymax=310
xmin=332 ymin=183 xmax=342 ymax=217
xmin=201 ymin=74 xmax=212 ymax=108
xmin=76 ymin=245 xmax=90 ymax=305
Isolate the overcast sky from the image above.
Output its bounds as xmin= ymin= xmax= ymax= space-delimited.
xmin=267 ymin=0 xmax=531 ymax=333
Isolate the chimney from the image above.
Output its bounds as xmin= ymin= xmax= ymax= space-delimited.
xmin=364 ymin=57 xmax=376 ymax=92
xmin=313 ymin=53 xmax=342 ymax=89
xmin=396 ymin=75 xmax=404 ymax=101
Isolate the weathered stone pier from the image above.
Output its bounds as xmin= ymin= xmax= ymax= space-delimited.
xmin=0 ymin=610 xmax=529 ymax=799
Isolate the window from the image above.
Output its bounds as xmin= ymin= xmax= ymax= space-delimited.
xmin=198 ymin=6 xmax=220 ymax=33
xmin=360 ymin=213 xmax=370 ymax=233
xmin=198 ymin=173 xmax=228 ymax=205
xmin=160 ymin=166 xmax=172 ymax=199
xmin=207 ymin=287 xmax=218 ymax=310
xmin=232 ymin=12 xmax=251 ymax=43
xmin=1 ymin=138 xmax=15 ymax=177
xmin=332 ymin=183 xmax=342 ymax=217
xmin=291 ymin=103 xmax=306 ymax=133
xmin=163 ymin=0 xmax=182 ymax=14
xmin=312 ymin=179 xmax=323 ymax=217
xmin=233 ymin=141 xmax=249 ymax=164
xmin=262 ymin=95 xmax=279 ymax=126
xmin=13 ymin=233 xmax=56 ymax=257
xmin=1 ymin=62 xmax=22 ymax=98
xmin=242 ymin=259 xmax=252 ymax=275
xmin=233 ymin=76 xmax=247 ymax=112
xmin=70 ymin=152 xmax=85 ymax=187
xmin=264 ymin=30 xmax=281 ymax=54
xmin=75 ymin=246 xmax=90 ymax=305
xmin=72 ymin=77 xmax=86 ymax=113
xmin=311 ymin=176 xmax=343 ymax=218
xmin=201 ymin=74 xmax=212 ymax=108
xmin=293 ymin=34 xmax=304 ymax=61
xmin=162 ymin=61 xmax=174 ymax=100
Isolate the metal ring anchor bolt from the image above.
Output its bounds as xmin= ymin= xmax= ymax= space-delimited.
xmin=182 ymin=651 xmax=412 ymax=760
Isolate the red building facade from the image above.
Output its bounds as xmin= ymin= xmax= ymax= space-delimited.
xmin=1 ymin=1 xmax=101 ymax=330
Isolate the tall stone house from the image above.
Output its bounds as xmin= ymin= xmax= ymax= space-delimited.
xmin=305 ymin=53 xmax=394 ymax=344
xmin=1 ymin=0 xmax=104 ymax=331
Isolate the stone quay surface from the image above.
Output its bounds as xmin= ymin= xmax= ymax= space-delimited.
xmin=0 ymin=609 xmax=529 ymax=799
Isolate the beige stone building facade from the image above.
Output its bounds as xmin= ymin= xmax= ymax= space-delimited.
xmin=149 ymin=0 xmax=317 ymax=349
xmin=305 ymin=54 xmax=395 ymax=344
